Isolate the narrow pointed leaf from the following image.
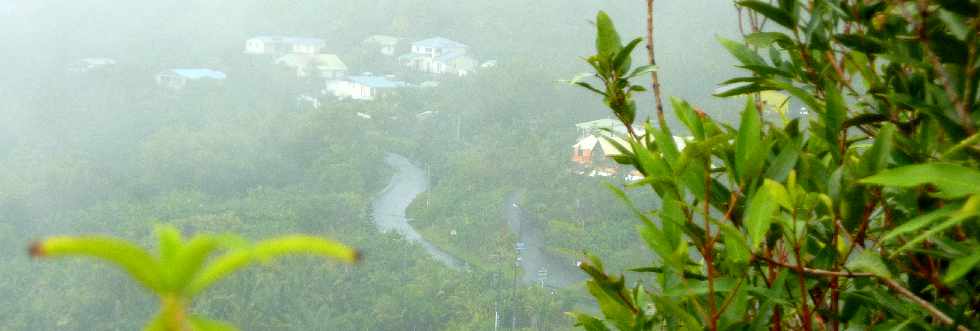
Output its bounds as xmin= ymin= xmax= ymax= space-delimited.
xmin=719 ymin=36 xmax=766 ymax=67
xmin=252 ymin=235 xmax=360 ymax=264
xmin=736 ymin=95 xmax=763 ymax=182
xmin=186 ymin=250 xmax=253 ymax=296
xmin=613 ymin=37 xmax=642 ymax=74
xmin=30 ymin=236 xmax=163 ymax=293
xmin=744 ymin=180 xmax=781 ymax=251
xmin=943 ymin=253 xmax=980 ymax=284
xmin=846 ymin=250 xmax=892 ymax=278
xmin=172 ymin=236 xmax=223 ymax=293
xmin=737 ymin=1 xmax=795 ymax=28
xmin=860 ymin=163 xmax=980 ymax=199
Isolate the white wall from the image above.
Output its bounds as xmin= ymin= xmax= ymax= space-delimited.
xmin=325 ymin=81 xmax=374 ymax=100
xmin=244 ymin=40 xmax=266 ymax=54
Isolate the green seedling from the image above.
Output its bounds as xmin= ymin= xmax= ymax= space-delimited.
xmin=29 ymin=225 xmax=359 ymax=331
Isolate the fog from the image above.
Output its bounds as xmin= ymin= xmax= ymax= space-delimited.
xmin=1 ymin=1 xmax=742 ymax=329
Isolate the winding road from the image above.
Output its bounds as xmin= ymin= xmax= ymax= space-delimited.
xmin=371 ymin=153 xmax=464 ymax=269
xmin=371 ymin=153 xmax=584 ymax=286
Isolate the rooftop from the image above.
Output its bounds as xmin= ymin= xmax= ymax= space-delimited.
xmin=250 ymin=36 xmax=326 ymax=46
xmin=435 ymin=50 xmax=471 ymax=62
xmin=413 ymin=37 xmax=468 ymax=49
xmin=576 ymin=119 xmax=645 ymax=137
xmin=168 ymin=69 xmax=226 ymax=80
xmin=348 ymin=75 xmax=407 ymax=88
xmin=364 ymin=35 xmax=400 ymax=45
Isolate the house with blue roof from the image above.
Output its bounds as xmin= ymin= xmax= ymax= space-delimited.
xmin=155 ymin=68 xmax=226 ymax=90
xmin=325 ymin=74 xmax=407 ymax=100
xmin=399 ymin=37 xmax=478 ymax=76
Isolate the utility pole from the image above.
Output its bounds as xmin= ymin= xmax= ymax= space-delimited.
xmin=511 ymin=203 xmax=524 ymax=330
xmin=511 ymin=258 xmax=518 ymax=330
xmin=494 ymin=301 xmax=500 ymax=331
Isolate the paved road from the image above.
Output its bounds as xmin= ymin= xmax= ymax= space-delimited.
xmin=504 ymin=192 xmax=586 ymax=287
xmin=371 ymin=153 xmax=464 ymax=269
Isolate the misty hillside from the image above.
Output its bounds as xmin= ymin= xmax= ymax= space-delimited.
xmin=7 ymin=1 xmax=970 ymax=331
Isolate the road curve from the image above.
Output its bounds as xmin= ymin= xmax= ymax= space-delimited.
xmin=371 ymin=152 xmax=465 ymax=269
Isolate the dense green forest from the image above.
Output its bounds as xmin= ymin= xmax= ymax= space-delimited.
xmin=0 ymin=1 xmax=744 ymax=330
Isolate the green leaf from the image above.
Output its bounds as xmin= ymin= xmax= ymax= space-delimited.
xmin=172 ymin=236 xmax=223 ymax=293
xmin=143 ymin=312 xmax=166 ymax=331
xmin=156 ymin=225 xmax=182 ymax=270
xmin=936 ymin=0 xmax=979 ymax=16
xmin=186 ymin=250 xmax=253 ymax=296
xmin=737 ymin=1 xmax=795 ymax=29
xmin=856 ymin=124 xmax=895 ymax=177
xmin=252 ymin=235 xmax=360 ymax=263
xmin=713 ymin=82 xmax=771 ymax=97
xmin=651 ymin=125 xmax=680 ymax=167
xmin=834 ymin=34 xmax=885 ymax=54
xmin=764 ymin=135 xmax=801 ymax=182
xmin=586 ymin=277 xmax=634 ymax=330
xmin=595 ymin=11 xmax=623 ymax=57
xmin=943 ymin=253 xmax=980 ymax=284
xmin=824 ymin=82 xmax=846 ymax=161
xmin=576 ymin=81 xmax=607 ymax=96
xmin=778 ymin=0 xmax=799 ymax=21
xmin=663 ymin=277 xmax=741 ymax=297
xmin=893 ymin=195 xmax=980 ymax=255
xmin=718 ymin=221 xmax=751 ymax=265
xmin=626 ymin=64 xmax=657 ymax=79
xmin=613 ymin=37 xmax=643 ymax=74
xmin=31 ymin=236 xmax=164 ymax=293
xmin=860 ymin=163 xmax=980 ymax=199
xmin=567 ymin=312 xmax=612 ymax=331
xmin=671 ymin=97 xmax=705 ymax=140
xmin=718 ymin=36 xmax=766 ymax=67
xmin=880 ymin=205 xmax=957 ymax=243
xmin=846 ymin=250 xmax=892 ymax=278
xmin=736 ymin=95 xmax=764 ymax=183
xmin=744 ymin=32 xmax=794 ymax=48
xmin=739 ymin=64 xmax=793 ymax=77
xmin=659 ymin=198 xmax=686 ymax=256
xmin=744 ymin=180 xmax=781 ymax=251
xmin=938 ymin=9 xmax=970 ymax=41
xmin=189 ymin=316 xmax=240 ymax=331
xmin=638 ymin=222 xmax=681 ymax=273
xmin=648 ymin=294 xmax=702 ymax=330
xmin=765 ymin=179 xmax=792 ymax=210
xmin=763 ymin=79 xmax=821 ymax=111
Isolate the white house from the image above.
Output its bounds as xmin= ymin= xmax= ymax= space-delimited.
xmin=244 ymin=36 xmax=326 ymax=55
xmin=155 ymin=69 xmax=226 ymax=90
xmin=363 ymin=35 xmax=400 ymax=56
xmin=399 ymin=37 xmax=478 ymax=76
xmin=572 ymin=119 xmax=689 ymax=178
xmin=244 ymin=36 xmax=278 ymax=54
xmin=575 ymin=119 xmax=646 ymax=138
xmin=67 ymin=58 xmax=116 ymax=73
xmin=275 ymin=53 xmax=348 ymax=78
xmin=326 ymin=75 xmax=407 ymax=101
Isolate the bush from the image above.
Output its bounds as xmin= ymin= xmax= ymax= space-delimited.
xmin=571 ymin=2 xmax=979 ymax=330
